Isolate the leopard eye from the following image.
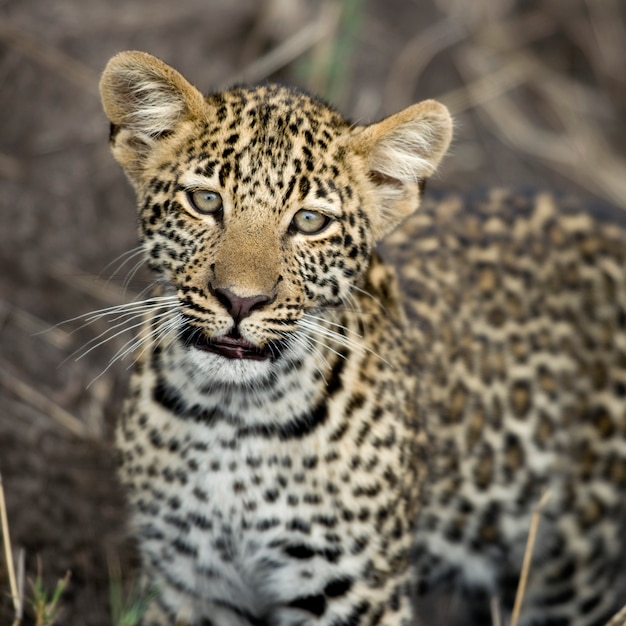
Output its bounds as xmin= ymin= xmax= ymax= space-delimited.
xmin=187 ymin=190 xmax=223 ymax=215
xmin=291 ymin=209 xmax=331 ymax=235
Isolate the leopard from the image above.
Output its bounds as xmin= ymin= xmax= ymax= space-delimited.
xmin=99 ymin=50 xmax=626 ymax=626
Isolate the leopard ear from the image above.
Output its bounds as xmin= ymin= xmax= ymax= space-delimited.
xmin=99 ymin=51 xmax=206 ymax=174
xmin=352 ymin=100 xmax=453 ymax=238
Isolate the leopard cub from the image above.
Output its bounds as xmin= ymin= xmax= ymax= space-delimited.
xmin=100 ymin=51 xmax=626 ymax=626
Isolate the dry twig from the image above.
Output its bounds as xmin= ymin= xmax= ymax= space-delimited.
xmin=384 ymin=16 xmax=466 ymax=111
xmin=453 ymin=45 xmax=626 ymax=209
xmin=604 ymin=603 xmax=626 ymax=626
xmin=509 ymin=490 xmax=551 ymax=626
xmin=0 ymin=364 xmax=87 ymax=438
xmin=228 ymin=1 xmax=341 ymax=86
xmin=50 ymin=261 xmax=136 ymax=308
xmin=0 ymin=300 xmax=72 ymax=352
xmin=0 ymin=20 xmax=98 ymax=94
xmin=0 ymin=473 xmax=22 ymax=625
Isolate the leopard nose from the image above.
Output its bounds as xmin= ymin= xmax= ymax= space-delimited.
xmin=210 ymin=286 xmax=274 ymax=324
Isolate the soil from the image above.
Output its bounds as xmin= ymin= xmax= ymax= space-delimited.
xmin=0 ymin=0 xmax=624 ymax=623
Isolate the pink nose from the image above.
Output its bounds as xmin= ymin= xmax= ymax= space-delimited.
xmin=210 ymin=286 xmax=274 ymax=323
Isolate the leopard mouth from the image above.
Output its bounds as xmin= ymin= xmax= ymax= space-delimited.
xmin=180 ymin=324 xmax=272 ymax=361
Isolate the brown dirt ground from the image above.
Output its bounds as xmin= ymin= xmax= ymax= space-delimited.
xmin=0 ymin=0 xmax=624 ymax=623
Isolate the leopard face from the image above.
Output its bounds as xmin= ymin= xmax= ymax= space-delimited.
xmin=100 ymin=52 xmax=452 ymax=386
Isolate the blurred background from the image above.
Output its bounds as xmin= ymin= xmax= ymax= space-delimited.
xmin=0 ymin=0 xmax=624 ymax=623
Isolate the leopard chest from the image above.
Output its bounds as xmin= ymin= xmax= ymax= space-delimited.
xmin=117 ymin=364 xmax=420 ymax=614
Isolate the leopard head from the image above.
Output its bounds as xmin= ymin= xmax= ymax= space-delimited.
xmin=100 ymin=51 xmax=452 ymax=384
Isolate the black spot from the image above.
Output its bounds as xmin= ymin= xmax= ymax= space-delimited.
xmin=172 ymin=537 xmax=197 ymax=557
xmin=264 ymin=489 xmax=279 ymax=503
xmin=153 ymin=380 xmax=185 ymax=415
xmin=287 ymin=518 xmax=311 ymax=534
xmin=237 ymin=400 xmax=328 ymax=441
xmin=298 ymin=176 xmax=311 ymax=200
xmin=614 ymin=381 xmax=626 ymax=397
xmin=188 ymin=512 xmax=212 ymax=530
xmin=256 ymin=518 xmax=280 ymax=531
xmin=218 ymin=162 xmax=231 ymax=187
xmin=312 ymin=514 xmax=337 ymax=528
xmin=324 ymin=577 xmax=353 ymax=598
xmin=288 ymin=594 xmax=326 ymax=617
xmin=285 ymin=544 xmax=315 ymax=559
xmin=350 ymin=536 xmax=368 ymax=555
xmin=191 ymin=487 xmax=209 ymax=502
xmin=321 ymin=547 xmax=342 ymax=563
xmin=329 ymin=600 xmax=370 ymax=626
xmin=303 ymin=456 xmax=318 ymax=469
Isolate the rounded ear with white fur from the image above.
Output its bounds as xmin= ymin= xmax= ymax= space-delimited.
xmin=99 ymin=51 xmax=206 ymax=175
xmin=350 ymin=100 xmax=453 ymax=238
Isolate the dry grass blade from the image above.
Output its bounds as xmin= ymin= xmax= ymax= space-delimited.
xmin=583 ymin=0 xmax=626 ymax=81
xmin=0 ymin=20 xmax=98 ymax=94
xmin=229 ymin=1 xmax=341 ymax=85
xmin=490 ymin=595 xmax=502 ymax=626
xmin=453 ymin=45 xmax=626 ymax=209
xmin=0 ymin=473 xmax=22 ymax=624
xmin=439 ymin=54 xmax=530 ymax=115
xmin=604 ymin=603 xmax=626 ymax=626
xmin=0 ymin=300 xmax=73 ymax=352
xmin=0 ymin=153 xmax=22 ymax=180
xmin=0 ymin=365 xmax=87 ymax=438
xmin=384 ymin=16 xmax=466 ymax=111
xmin=509 ymin=490 xmax=551 ymax=626
xmin=50 ymin=261 xmax=136 ymax=308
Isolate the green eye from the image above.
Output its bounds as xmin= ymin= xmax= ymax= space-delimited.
xmin=291 ymin=209 xmax=331 ymax=235
xmin=188 ymin=190 xmax=223 ymax=215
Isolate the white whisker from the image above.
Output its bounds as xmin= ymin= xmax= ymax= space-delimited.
xmin=299 ymin=315 xmax=391 ymax=366
xmin=58 ymin=295 xmax=178 ymax=329
xmin=289 ymin=331 xmax=331 ymax=372
xmin=99 ymin=246 xmax=145 ymax=280
xmin=350 ymin=284 xmax=387 ymax=315
xmin=302 ymin=314 xmax=363 ymax=339
xmin=122 ymin=255 xmax=149 ymax=291
xmin=128 ymin=313 xmax=182 ymax=367
xmin=86 ymin=311 xmax=181 ymax=389
xmin=297 ymin=323 xmax=349 ymax=361
xmin=75 ymin=312 xmax=164 ymax=362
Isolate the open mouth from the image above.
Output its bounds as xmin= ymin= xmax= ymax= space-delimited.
xmin=180 ymin=324 xmax=272 ymax=361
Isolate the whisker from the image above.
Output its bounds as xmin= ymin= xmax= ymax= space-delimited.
xmin=99 ymin=246 xmax=145 ymax=280
xmin=122 ymin=255 xmax=149 ymax=291
xmin=289 ymin=331 xmax=331 ymax=371
xmin=350 ymin=284 xmax=388 ymax=315
xmin=55 ymin=301 xmax=176 ymax=358
xmin=74 ymin=308 xmax=176 ymax=362
xmin=303 ymin=313 xmax=363 ymax=338
xmin=286 ymin=332 xmax=331 ymax=383
xmin=127 ymin=313 xmax=182 ymax=367
xmin=297 ymin=326 xmax=348 ymax=361
xmin=56 ymin=295 xmax=178 ymax=329
xmin=86 ymin=311 xmax=181 ymax=388
xmin=298 ymin=317 xmax=391 ymax=366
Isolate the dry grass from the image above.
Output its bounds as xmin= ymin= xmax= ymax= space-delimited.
xmin=0 ymin=473 xmax=23 ymax=624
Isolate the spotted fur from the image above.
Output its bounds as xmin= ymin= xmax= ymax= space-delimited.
xmin=100 ymin=52 xmax=626 ymax=626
